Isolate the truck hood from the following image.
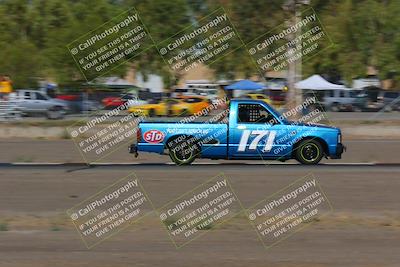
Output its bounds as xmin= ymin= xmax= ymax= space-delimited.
xmin=288 ymin=121 xmax=338 ymax=130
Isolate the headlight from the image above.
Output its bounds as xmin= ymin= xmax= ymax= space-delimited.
xmin=337 ymin=133 xmax=342 ymax=144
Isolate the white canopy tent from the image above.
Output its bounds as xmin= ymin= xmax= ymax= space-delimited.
xmin=295 ymin=75 xmax=348 ymax=90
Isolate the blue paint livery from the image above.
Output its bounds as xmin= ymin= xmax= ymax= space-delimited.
xmin=130 ymin=100 xmax=345 ymax=162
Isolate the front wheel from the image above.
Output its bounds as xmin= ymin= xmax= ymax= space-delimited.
xmin=167 ymin=136 xmax=199 ymax=165
xmin=383 ymin=105 xmax=392 ymax=112
xmin=295 ymin=139 xmax=324 ymax=165
xmin=47 ymin=106 xmax=64 ymax=120
xmin=352 ymin=105 xmax=362 ymax=112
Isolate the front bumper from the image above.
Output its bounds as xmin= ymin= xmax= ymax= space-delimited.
xmin=332 ymin=143 xmax=346 ymax=159
xmin=129 ymin=143 xmax=138 ymax=157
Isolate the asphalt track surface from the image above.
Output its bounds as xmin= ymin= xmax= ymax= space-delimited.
xmin=0 ymin=163 xmax=399 ymax=267
xmin=0 ymin=137 xmax=399 ymax=267
xmin=1 ymin=138 xmax=400 ymax=164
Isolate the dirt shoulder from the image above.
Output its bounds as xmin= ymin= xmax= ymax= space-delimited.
xmin=0 ymin=167 xmax=399 ymax=267
xmin=0 ymin=116 xmax=400 ymax=140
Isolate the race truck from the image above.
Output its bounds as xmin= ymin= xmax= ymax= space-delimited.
xmin=129 ymin=99 xmax=345 ymax=165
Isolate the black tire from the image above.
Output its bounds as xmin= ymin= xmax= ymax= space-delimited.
xmin=330 ymin=103 xmax=339 ymax=112
xmin=180 ymin=109 xmax=189 ymax=116
xmin=352 ymin=105 xmax=362 ymax=112
xmin=295 ymin=139 xmax=324 ymax=165
xmin=167 ymin=136 xmax=199 ymax=165
xmin=47 ymin=106 xmax=64 ymax=120
xmin=148 ymin=109 xmax=156 ymax=117
xmin=383 ymin=105 xmax=392 ymax=112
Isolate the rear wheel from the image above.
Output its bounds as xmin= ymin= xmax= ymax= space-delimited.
xmin=330 ymin=103 xmax=340 ymax=112
xmin=148 ymin=109 xmax=156 ymax=117
xmin=167 ymin=136 xmax=199 ymax=165
xmin=180 ymin=109 xmax=189 ymax=116
xmin=47 ymin=106 xmax=64 ymax=120
xmin=295 ymin=139 xmax=324 ymax=165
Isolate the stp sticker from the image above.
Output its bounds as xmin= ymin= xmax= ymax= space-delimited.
xmin=143 ymin=130 xmax=165 ymax=143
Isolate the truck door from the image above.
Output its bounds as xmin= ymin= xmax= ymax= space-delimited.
xmin=228 ymin=102 xmax=286 ymax=158
xmin=32 ymin=92 xmax=49 ymax=112
xmin=19 ymin=91 xmax=35 ymax=112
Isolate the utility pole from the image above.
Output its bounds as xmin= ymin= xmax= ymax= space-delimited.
xmin=283 ymin=0 xmax=309 ymax=120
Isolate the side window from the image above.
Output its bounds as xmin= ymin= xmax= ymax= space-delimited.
xmin=24 ymin=92 xmax=31 ymax=99
xmin=237 ymin=104 xmax=277 ymax=124
xmin=35 ymin=92 xmax=47 ymax=100
xmin=166 ymin=99 xmax=178 ymax=104
xmin=385 ymin=92 xmax=399 ymax=99
xmin=184 ymin=98 xmax=202 ymax=103
xmin=340 ymin=91 xmax=345 ymax=98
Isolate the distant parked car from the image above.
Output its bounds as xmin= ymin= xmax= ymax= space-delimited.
xmin=322 ymin=89 xmax=366 ymax=112
xmin=175 ymin=96 xmax=212 ymax=115
xmin=56 ymin=94 xmax=101 ymax=113
xmin=102 ymin=96 xmax=124 ymax=109
xmin=12 ymin=90 xmax=69 ymax=119
xmin=128 ymin=97 xmax=211 ymax=117
xmin=377 ymin=91 xmax=400 ymax=112
xmin=102 ymin=93 xmax=147 ymax=109
xmin=243 ymin=93 xmax=272 ymax=105
xmin=128 ymin=99 xmax=183 ymax=117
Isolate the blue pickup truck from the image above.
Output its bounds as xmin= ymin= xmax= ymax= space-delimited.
xmin=129 ymin=99 xmax=345 ymax=165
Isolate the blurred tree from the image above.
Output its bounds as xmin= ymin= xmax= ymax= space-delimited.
xmin=0 ymin=41 xmax=41 ymax=88
xmin=304 ymin=0 xmax=400 ymax=86
xmin=121 ymin=0 xmax=192 ymax=88
xmin=205 ymin=0 xmax=286 ymax=80
xmin=0 ymin=0 xmax=400 ymax=88
xmin=0 ymin=0 xmax=39 ymax=88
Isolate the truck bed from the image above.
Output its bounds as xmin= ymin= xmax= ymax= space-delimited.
xmin=139 ymin=117 xmax=227 ymax=124
xmin=138 ymin=122 xmax=228 ymax=158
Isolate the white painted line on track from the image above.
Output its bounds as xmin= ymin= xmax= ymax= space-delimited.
xmin=192 ymin=162 xmax=220 ymax=165
xmin=5 ymin=162 xmax=399 ymax=166
xmin=346 ymin=140 xmax=400 ymax=143
xmin=92 ymin=162 xmax=142 ymax=165
xmin=12 ymin=162 xmax=62 ymax=165
xmin=322 ymin=162 xmax=376 ymax=166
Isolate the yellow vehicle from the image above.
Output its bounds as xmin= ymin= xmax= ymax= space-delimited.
xmin=128 ymin=99 xmax=183 ymax=117
xmin=175 ymin=96 xmax=211 ymax=115
xmin=243 ymin=93 xmax=272 ymax=105
xmin=129 ymin=97 xmax=212 ymax=117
